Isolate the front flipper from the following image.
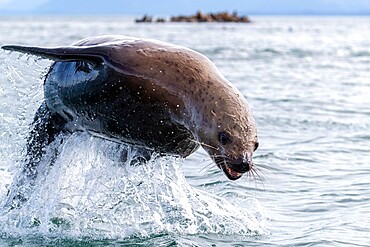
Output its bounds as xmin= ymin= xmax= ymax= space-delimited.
xmin=4 ymin=102 xmax=66 ymax=210
xmin=24 ymin=102 xmax=66 ymax=174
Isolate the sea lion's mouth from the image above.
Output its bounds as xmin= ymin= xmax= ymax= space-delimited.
xmin=221 ymin=164 xmax=243 ymax=180
xmin=214 ymin=160 xmax=243 ymax=180
xmin=214 ymin=156 xmax=252 ymax=180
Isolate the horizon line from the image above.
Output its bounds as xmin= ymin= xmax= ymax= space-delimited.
xmin=1 ymin=12 xmax=370 ymax=16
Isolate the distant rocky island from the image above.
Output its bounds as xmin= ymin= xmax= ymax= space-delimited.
xmin=135 ymin=11 xmax=251 ymax=23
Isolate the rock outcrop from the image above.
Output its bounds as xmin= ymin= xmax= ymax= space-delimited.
xmin=135 ymin=11 xmax=251 ymax=23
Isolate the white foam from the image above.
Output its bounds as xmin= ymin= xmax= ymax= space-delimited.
xmin=0 ymin=132 xmax=266 ymax=239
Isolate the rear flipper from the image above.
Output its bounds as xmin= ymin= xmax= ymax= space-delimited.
xmin=4 ymin=102 xmax=66 ymax=209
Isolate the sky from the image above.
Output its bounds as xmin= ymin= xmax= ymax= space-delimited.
xmin=1 ymin=0 xmax=370 ymax=15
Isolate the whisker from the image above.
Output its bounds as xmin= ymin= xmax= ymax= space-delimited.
xmin=199 ymin=161 xmax=216 ymax=174
xmin=246 ymin=168 xmax=251 ymax=181
xmin=254 ymin=165 xmax=270 ymax=171
xmin=195 ymin=158 xmax=213 ymax=165
xmin=213 ymin=158 xmax=223 ymax=169
xmin=210 ymin=154 xmax=233 ymax=161
xmin=222 ymin=159 xmax=230 ymax=171
xmin=192 ymin=157 xmax=215 ymax=171
xmin=253 ymin=166 xmax=276 ymax=194
xmin=251 ymin=167 xmax=263 ymax=182
xmin=187 ymin=138 xmax=233 ymax=157
xmin=251 ymin=167 xmax=265 ymax=190
xmin=187 ymin=138 xmax=219 ymax=151
xmin=205 ymin=164 xmax=219 ymax=174
xmin=244 ymin=170 xmax=258 ymax=196
xmin=253 ymin=167 xmax=265 ymax=183
xmin=251 ymin=169 xmax=258 ymax=192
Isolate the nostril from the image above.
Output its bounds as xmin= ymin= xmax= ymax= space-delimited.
xmin=233 ymin=157 xmax=252 ymax=173
xmin=241 ymin=162 xmax=251 ymax=172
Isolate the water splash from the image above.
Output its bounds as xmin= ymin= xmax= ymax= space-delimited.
xmin=0 ymin=132 xmax=266 ymax=240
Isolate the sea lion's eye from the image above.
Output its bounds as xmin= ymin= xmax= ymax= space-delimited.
xmin=218 ymin=132 xmax=230 ymax=145
xmin=254 ymin=142 xmax=259 ymax=151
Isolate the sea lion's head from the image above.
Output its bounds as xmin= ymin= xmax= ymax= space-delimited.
xmin=193 ymin=80 xmax=259 ymax=181
xmin=200 ymin=110 xmax=258 ymax=180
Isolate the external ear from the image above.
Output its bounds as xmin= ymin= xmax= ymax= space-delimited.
xmin=1 ymin=45 xmax=104 ymax=63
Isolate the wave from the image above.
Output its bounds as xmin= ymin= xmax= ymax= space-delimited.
xmin=0 ymin=132 xmax=266 ymax=240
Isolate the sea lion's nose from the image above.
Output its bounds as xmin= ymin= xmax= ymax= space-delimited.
xmin=233 ymin=156 xmax=252 ymax=173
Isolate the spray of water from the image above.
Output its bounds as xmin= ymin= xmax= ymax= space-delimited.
xmin=0 ymin=132 xmax=266 ymax=239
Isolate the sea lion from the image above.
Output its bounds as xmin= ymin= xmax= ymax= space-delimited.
xmin=2 ymin=35 xmax=259 ymax=181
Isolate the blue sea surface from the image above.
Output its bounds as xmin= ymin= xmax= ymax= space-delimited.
xmin=0 ymin=16 xmax=369 ymax=246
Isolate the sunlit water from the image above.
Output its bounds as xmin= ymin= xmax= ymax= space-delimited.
xmin=0 ymin=16 xmax=369 ymax=246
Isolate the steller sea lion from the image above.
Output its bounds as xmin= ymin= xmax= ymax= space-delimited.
xmin=2 ymin=35 xmax=259 ymax=181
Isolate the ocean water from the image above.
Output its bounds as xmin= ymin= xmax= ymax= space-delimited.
xmin=0 ymin=16 xmax=369 ymax=246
